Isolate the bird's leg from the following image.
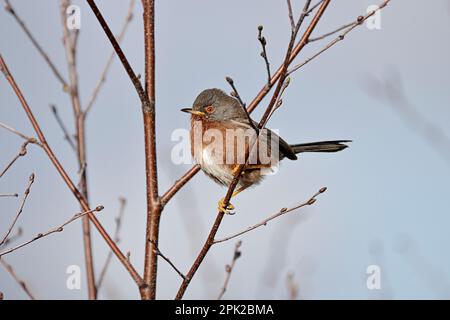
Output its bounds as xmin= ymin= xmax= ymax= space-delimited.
xmin=218 ymin=186 xmax=248 ymax=214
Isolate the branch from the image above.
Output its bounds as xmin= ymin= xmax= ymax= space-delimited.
xmin=149 ymin=240 xmax=186 ymax=281
xmin=49 ymin=104 xmax=76 ymax=151
xmin=288 ymin=0 xmax=392 ymax=75
xmin=0 ymin=258 xmax=36 ymax=299
xmin=226 ymin=76 xmax=246 ymax=108
xmin=257 ymin=25 xmax=271 ymax=87
xmin=0 ymin=141 xmax=30 ymax=179
xmin=214 ymin=187 xmax=326 ymax=244
xmin=217 ymin=241 xmax=242 ymax=300
xmin=0 ymin=53 xmax=144 ymax=288
xmin=0 ymin=206 xmax=103 ymax=257
xmin=308 ymin=21 xmax=356 ymax=43
xmin=0 ymin=173 xmax=34 ymax=246
xmin=0 ymin=122 xmax=40 ymax=145
xmin=1 ymin=227 xmax=23 ymax=247
xmin=141 ymin=0 xmax=161 ymax=300
xmin=175 ymin=0 xmax=330 ymax=300
xmin=2 ymin=0 xmax=68 ymax=90
xmin=96 ymin=197 xmax=127 ymax=290
xmin=60 ymin=0 xmax=97 ymax=300
xmin=84 ymin=0 xmax=135 ymax=116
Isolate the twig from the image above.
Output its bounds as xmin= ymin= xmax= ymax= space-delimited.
xmin=85 ymin=2 xmax=159 ymax=297
xmin=0 ymin=258 xmax=36 ymax=299
xmin=0 ymin=193 xmax=18 ymax=198
xmin=308 ymin=22 xmax=356 ymax=42
xmin=225 ymin=76 xmax=246 ymax=108
xmin=96 ymin=197 xmax=127 ymax=290
xmin=257 ymin=25 xmax=271 ymax=87
xmin=2 ymin=0 xmax=68 ymax=90
xmin=214 ymin=187 xmax=326 ymax=244
xmin=0 ymin=54 xmax=144 ymax=288
xmin=0 ymin=142 xmax=30 ymax=179
xmin=49 ymin=104 xmax=76 ymax=151
xmin=306 ymin=0 xmax=325 ymax=16
xmin=60 ymin=0 xmax=97 ymax=299
xmin=84 ymin=0 xmax=135 ymax=116
xmin=175 ymin=0 xmax=329 ymax=300
xmin=217 ymin=241 xmax=242 ymax=300
xmin=288 ymin=0 xmax=391 ymax=75
xmin=0 ymin=174 xmax=34 ymax=246
xmin=1 ymin=227 xmax=23 ymax=247
xmin=149 ymin=240 xmax=186 ymax=281
xmin=0 ymin=122 xmax=40 ymax=145
xmin=287 ymin=0 xmax=296 ymax=30
xmin=0 ymin=206 xmax=104 ymax=257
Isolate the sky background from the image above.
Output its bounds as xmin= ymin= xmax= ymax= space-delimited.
xmin=1 ymin=0 xmax=450 ymax=299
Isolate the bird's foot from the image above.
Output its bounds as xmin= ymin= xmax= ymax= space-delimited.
xmin=218 ymin=198 xmax=235 ymax=215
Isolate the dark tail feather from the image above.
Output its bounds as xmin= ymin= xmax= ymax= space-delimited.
xmin=290 ymin=140 xmax=351 ymax=154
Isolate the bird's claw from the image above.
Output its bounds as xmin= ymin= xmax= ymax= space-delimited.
xmin=218 ymin=198 xmax=235 ymax=215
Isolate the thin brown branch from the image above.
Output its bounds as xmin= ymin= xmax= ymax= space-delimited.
xmin=0 ymin=122 xmax=40 ymax=146
xmin=0 ymin=206 xmax=104 ymax=257
xmin=141 ymin=0 xmax=161 ymax=300
xmin=257 ymin=25 xmax=271 ymax=87
xmin=287 ymin=0 xmax=296 ymax=31
xmin=149 ymin=240 xmax=186 ymax=281
xmin=84 ymin=3 xmax=160 ymax=297
xmin=0 ymin=142 xmax=30 ymax=179
xmin=49 ymin=104 xmax=76 ymax=151
xmin=0 ymin=258 xmax=36 ymax=299
xmin=0 ymin=53 xmax=144 ymax=288
xmin=84 ymin=0 xmax=135 ymax=116
xmin=214 ymin=187 xmax=326 ymax=244
xmin=3 ymin=0 xmax=68 ymax=90
xmin=308 ymin=21 xmax=356 ymax=43
xmin=1 ymin=227 xmax=23 ymax=247
xmin=288 ymin=0 xmax=391 ymax=75
xmin=0 ymin=173 xmax=34 ymax=246
xmin=60 ymin=0 xmax=96 ymax=299
xmin=226 ymin=76 xmax=246 ymax=108
xmin=306 ymin=0 xmax=325 ymax=16
xmin=96 ymin=197 xmax=127 ymax=290
xmin=160 ymin=165 xmax=200 ymax=207
xmin=175 ymin=0 xmax=329 ymax=300
xmin=217 ymin=241 xmax=242 ymax=300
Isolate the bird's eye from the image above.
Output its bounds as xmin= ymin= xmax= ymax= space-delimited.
xmin=205 ymin=106 xmax=215 ymax=113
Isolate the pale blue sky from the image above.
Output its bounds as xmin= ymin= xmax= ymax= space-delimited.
xmin=1 ymin=0 xmax=450 ymax=299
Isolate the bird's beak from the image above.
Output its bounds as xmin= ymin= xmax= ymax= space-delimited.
xmin=180 ymin=108 xmax=205 ymax=117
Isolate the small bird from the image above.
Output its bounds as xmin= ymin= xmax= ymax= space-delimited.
xmin=182 ymin=88 xmax=350 ymax=213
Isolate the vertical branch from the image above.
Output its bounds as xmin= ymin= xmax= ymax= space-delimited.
xmin=141 ymin=0 xmax=161 ymax=300
xmin=60 ymin=0 xmax=96 ymax=300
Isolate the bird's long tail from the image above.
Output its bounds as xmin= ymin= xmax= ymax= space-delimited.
xmin=290 ymin=140 xmax=351 ymax=154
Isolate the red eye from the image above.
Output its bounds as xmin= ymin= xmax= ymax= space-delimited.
xmin=205 ymin=106 xmax=215 ymax=113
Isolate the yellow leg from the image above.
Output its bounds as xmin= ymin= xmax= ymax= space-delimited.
xmin=217 ymin=186 xmax=248 ymax=214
